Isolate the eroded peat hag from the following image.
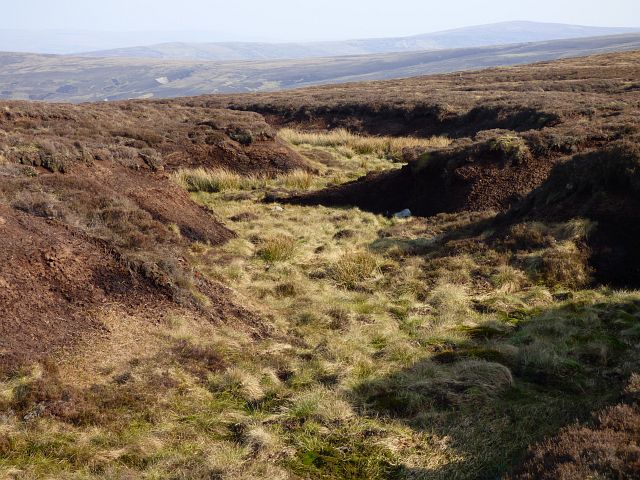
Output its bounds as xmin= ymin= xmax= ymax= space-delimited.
xmin=198 ymin=50 xmax=640 ymax=138
xmin=499 ymin=140 xmax=640 ymax=287
xmin=1 ymin=50 xmax=639 ymax=479
xmin=278 ymin=132 xmax=556 ymax=216
xmin=0 ymin=101 xmax=309 ymax=372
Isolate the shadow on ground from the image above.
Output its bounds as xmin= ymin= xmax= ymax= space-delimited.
xmin=351 ymin=295 xmax=640 ymax=479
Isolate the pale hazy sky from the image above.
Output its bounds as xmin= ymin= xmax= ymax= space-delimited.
xmin=4 ymin=0 xmax=639 ymax=41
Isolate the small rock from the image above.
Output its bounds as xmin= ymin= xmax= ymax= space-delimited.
xmin=23 ymin=402 xmax=46 ymax=422
xmin=393 ymin=209 xmax=412 ymax=219
xmin=272 ymin=206 xmax=284 ymax=212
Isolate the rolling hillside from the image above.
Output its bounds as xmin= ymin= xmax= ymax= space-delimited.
xmin=1 ymin=33 xmax=639 ymax=102
xmin=79 ymin=22 xmax=640 ymax=61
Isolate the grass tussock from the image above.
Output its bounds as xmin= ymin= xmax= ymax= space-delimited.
xmin=257 ymin=236 xmax=297 ymax=263
xmin=172 ymin=167 xmax=316 ymax=193
xmin=331 ymin=250 xmax=380 ymax=289
xmin=279 ymin=128 xmax=451 ymax=161
xmin=173 ymin=167 xmax=242 ymax=193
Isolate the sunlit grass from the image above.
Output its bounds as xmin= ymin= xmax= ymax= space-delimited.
xmin=279 ymin=128 xmax=451 ymax=161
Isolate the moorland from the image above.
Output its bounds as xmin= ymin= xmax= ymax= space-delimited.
xmin=0 ymin=50 xmax=639 ymax=479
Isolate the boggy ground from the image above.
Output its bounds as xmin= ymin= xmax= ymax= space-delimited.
xmin=1 ymin=137 xmax=638 ymax=479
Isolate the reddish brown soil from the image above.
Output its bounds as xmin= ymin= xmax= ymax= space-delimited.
xmin=0 ymin=204 xmax=163 ymax=370
xmin=0 ymin=103 xmax=298 ymax=373
xmin=0 ymin=196 xmax=262 ymax=372
xmin=39 ymin=164 xmax=233 ymax=245
xmin=0 ymin=101 xmax=310 ymax=176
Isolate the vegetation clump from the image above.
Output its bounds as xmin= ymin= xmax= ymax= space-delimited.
xmin=279 ymin=128 xmax=450 ymax=161
xmin=257 ymin=236 xmax=297 ymax=263
xmin=173 ymin=167 xmax=242 ymax=193
xmin=488 ymin=134 xmax=532 ymax=163
xmin=330 ymin=250 xmax=380 ymax=289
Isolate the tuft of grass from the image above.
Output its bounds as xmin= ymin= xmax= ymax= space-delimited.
xmin=172 ymin=167 xmax=242 ymax=193
xmin=208 ymin=367 xmax=265 ymax=403
xmin=278 ymin=170 xmax=314 ymax=191
xmin=173 ymin=167 xmax=317 ymax=193
xmin=529 ymin=242 xmax=591 ymax=288
xmin=491 ymin=265 xmax=527 ymax=294
xmin=286 ymin=387 xmax=354 ymax=423
xmin=331 ymin=251 xmax=380 ymax=289
xmin=279 ymin=128 xmax=451 ymax=161
xmin=427 ymin=282 xmax=472 ymax=323
xmin=257 ymin=236 xmax=297 ymax=263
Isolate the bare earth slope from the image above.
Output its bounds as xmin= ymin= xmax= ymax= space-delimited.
xmin=0 ymin=101 xmax=307 ymax=372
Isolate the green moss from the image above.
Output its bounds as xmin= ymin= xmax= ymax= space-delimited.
xmin=487 ymin=135 xmax=531 ymax=163
xmin=288 ymin=426 xmax=400 ymax=480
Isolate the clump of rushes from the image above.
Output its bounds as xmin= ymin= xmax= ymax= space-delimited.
xmin=257 ymin=236 xmax=297 ymax=263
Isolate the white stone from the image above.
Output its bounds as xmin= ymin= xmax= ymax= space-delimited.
xmin=393 ymin=209 xmax=412 ymax=219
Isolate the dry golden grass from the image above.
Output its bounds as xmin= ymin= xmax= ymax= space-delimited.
xmin=279 ymin=128 xmax=451 ymax=160
xmin=279 ymin=169 xmax=314 ymax=190
xmin=331 ymin=250 xmax=381 ymax=289
xmin=256 ymin=236 xmax=297 ymax=263
xmin=172 ymin=168 xmax=317 ymax=193
xmin=173 ymin=167 xmax=243 ymax=192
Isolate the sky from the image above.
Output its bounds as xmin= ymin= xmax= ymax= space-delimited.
xmin=3 ymin=0 xmax=639 ymax=42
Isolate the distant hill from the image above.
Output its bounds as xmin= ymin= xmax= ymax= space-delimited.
xmin=79 ymin=22 xmax=640 ymax=61
xmin=1 ymin=33 xmax=639 ymax=103
xmin=0 ymin=29 xmax=263 ymax=55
